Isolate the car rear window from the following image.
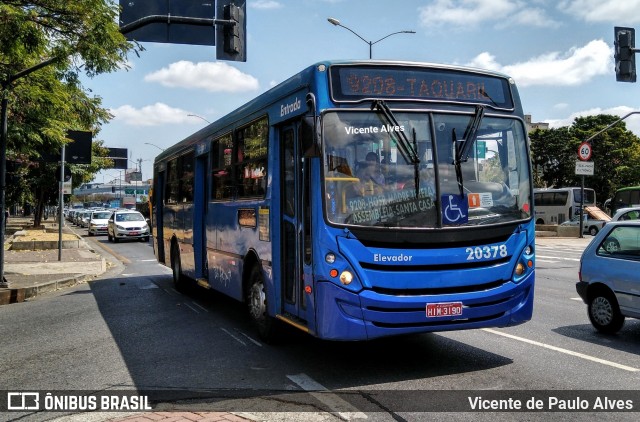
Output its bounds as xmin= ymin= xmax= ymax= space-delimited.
xmin=598 ymin=225 xmax=640 ymax=257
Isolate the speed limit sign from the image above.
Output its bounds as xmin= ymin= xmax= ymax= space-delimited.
xmin=578 ymin=142 xmax=592 ymax=161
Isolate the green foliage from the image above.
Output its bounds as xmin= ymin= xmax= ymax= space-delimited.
xmin=530 ymin=114 xmax=640 ymax=206
xmin=1 ymin=1 xmax=139 ymax=223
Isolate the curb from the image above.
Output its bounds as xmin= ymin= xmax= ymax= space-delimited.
xmin=0 ymin=273 xmax=92 ymax=305
xmin=1 ymin=223 xmax=109 ymax=306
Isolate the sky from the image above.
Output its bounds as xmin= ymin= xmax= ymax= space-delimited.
xmin=86 ymin=0 xmax=640 ymax=184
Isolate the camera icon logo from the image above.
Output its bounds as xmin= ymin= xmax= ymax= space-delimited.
xmin=7 ymin=392 xmax=40 ymax=410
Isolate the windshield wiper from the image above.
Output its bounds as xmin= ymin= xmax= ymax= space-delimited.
xmin=457 ymin=105 xmax=485 ymax=163
xmin=371 ymin=100 xmax=421 ymax=198
xmin=371 ymin=100 xmax=419 ymax=164
xmin=453 ymin=105 xmax=485 ymax=196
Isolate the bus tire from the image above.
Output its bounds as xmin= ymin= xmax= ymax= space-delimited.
xmin=246 ymin=265 xmax=278 ymax=341
xmin=171 ymin=242 xmax=187 ymax=292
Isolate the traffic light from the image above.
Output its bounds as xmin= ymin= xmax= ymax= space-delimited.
xmin=6 ymin=160 xmax=20 ymax=184
xmin=614 ymin=26 xmax=637 ymax=82
xmin=216 ymin=1 xmax=246 ymax=62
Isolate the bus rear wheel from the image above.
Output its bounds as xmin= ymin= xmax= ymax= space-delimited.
xmin=247 ymin=265 xmax=278 ymax=341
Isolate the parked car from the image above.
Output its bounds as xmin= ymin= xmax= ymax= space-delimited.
xmin=87 ymin=210 xmax=112 ymax=236
xmin=107 ymin=209 xmax=149 ymax=242
xmin=610 ymin=206 xmax=640 ymax=222
xmin=576 ymin=221 xmax=640 ymax=334
xmin=74 ymin=210 xmax=88 ymax=227
xmin=560 ymin=206 xmax=610 ymax=235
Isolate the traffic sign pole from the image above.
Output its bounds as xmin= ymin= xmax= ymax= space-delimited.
xmin=576 ymin=142 xmax=593 ymax=238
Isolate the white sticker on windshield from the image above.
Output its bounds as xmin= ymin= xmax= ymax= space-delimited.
xmin=468 ymin=193 xmax=493 ymax=208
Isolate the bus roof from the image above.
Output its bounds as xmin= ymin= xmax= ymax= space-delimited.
xmin=615 ymin=186 xmax=640 ymax=191
xmin=153 ymin=60 xmax=520 ymax=164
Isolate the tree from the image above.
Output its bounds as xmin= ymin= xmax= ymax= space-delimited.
xmin=0 ymin=1 xmax=139 ymax=225
xmin=530 ymin=114 xmax=640 ymax=206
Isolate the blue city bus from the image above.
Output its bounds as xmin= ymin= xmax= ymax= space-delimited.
xmin=150 ymin=60 xmax=535 ymax=341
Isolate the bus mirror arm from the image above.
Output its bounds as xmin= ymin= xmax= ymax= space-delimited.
xmin=302 ymin=93 xmax=321 ymax=157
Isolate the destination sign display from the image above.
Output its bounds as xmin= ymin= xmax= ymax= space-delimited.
xmin=330 ymin=65 xmax=513 ymax=109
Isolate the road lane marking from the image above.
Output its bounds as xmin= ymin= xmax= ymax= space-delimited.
xmin=183 ymin=302 xmax=200 ymax=314
xmin=287 ymin=373 xmax=367 ymax=420
xmin=239 ymin=332 xmax=262 ymax=347
xmin=536 ymin=255 xmax=580 ymax=261
xmin=191 ymin=301 xmax=209 ymax=313
xmin=221 ymin=328 xmax=247 ymax=346
xmin=482 ymin=328 xmax=639 ymax=372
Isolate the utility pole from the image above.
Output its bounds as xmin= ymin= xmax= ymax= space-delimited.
xmin=1 ymin=57 xmax=61 ymax=288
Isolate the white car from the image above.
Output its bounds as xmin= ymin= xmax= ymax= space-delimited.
xmin=107 ymin=210 xmax=149 ymax=242
xmin=610 ymin=206 xmax=640 ymax=222
xmin=559 ymin=206 xmax=610 ymax=236
xmin=87 ymin=210 xmax=112 ymax=236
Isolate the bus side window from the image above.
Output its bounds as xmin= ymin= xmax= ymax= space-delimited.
xmin=211 ymin=134 xmax=234 ymax=200
xmin=237 ymin=117 xmax=268 ymax=199
xmin=165 ymin=159 xmax=179 ymax=205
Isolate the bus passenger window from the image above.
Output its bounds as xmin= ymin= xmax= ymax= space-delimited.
xmin=211 ymin=134 xmax=234 ymax=200
xmin=237 ymin=117 xmax=268 ymax=199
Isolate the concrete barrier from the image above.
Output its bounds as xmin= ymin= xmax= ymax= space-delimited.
xmin=10 ymin=239 xmax=82 ymax=250
xmin=535 ymin=224 xmax=580 ymax=237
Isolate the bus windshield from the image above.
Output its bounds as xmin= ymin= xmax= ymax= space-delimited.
xmin=323 ymin=110 xmax=531 ymax=228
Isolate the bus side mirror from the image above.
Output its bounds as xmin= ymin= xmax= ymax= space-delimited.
xmin=302 ymin=93 xmax=320 ymax=157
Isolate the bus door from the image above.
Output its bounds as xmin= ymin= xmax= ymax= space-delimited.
xmin=193 ymin=154 xmax=207 ymax=280
xmin=281 ymin=123 xmax=312 ymax=320
xmin=155 ymin=171 xmax=165 ymax=263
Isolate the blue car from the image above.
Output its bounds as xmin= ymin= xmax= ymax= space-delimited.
xmin=576 ymin=221 xmax=640 ymax=333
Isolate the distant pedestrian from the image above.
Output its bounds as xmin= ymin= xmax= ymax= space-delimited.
xmin=4 ymin=209 xmax=8 ymax=229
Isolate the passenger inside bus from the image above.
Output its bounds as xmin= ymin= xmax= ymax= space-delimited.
xmin=355 ymin=152 xmax=385 ymax=195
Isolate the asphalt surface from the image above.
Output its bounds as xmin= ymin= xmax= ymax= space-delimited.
xmin=0 ymin=216 xmax=594 ymax=422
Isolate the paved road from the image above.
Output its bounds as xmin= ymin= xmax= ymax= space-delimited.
xmin=2 ymin=232 xmax=639 ymax=422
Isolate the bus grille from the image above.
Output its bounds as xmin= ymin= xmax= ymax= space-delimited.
xmin=370 ymin=279 xmax=508 ymax=296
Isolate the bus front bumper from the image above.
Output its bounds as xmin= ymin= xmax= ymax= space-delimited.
xmin=313 ymin=273 xmax=534 ymax=341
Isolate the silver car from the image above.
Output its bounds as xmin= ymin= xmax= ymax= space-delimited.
xmin=576 ymin=221 xmax=640 ymax=333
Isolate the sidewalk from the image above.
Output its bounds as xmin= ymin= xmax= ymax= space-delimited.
xmin=0 ymin=216 xmax=107 ymax=305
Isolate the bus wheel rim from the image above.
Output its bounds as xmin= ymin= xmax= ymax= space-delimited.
xmin=249 ymin=282 xmax=266 ymax=320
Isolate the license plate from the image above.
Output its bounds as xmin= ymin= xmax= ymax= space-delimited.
xmin=426 ymin=302 xmax=463 ymax=317
xmin=129 ymin=231 xmax=138 ymax=235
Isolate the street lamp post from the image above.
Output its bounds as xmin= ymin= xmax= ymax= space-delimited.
xmin=144 ymin=142 xmax=165 ymax=152
xmin=327 ymin=17 xmax=415 ymax=59
xmin=187 ymin=113 xmax=211 ymax=124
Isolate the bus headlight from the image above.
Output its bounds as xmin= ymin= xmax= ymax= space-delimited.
xmin=513 ymin=243 xmax=534 ymax=283
xmin=339 ymin=271 xmax=354 ymax=285
xmin=325 ymin=253 xmax=336 ymax=264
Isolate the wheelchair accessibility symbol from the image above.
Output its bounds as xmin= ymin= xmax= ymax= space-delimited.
xmin=442 ymin=194 xmax=468 ymax=225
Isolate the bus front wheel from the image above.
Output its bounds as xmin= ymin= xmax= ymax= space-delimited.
xmin=247 ymin=265 xmax=278 ymax=341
